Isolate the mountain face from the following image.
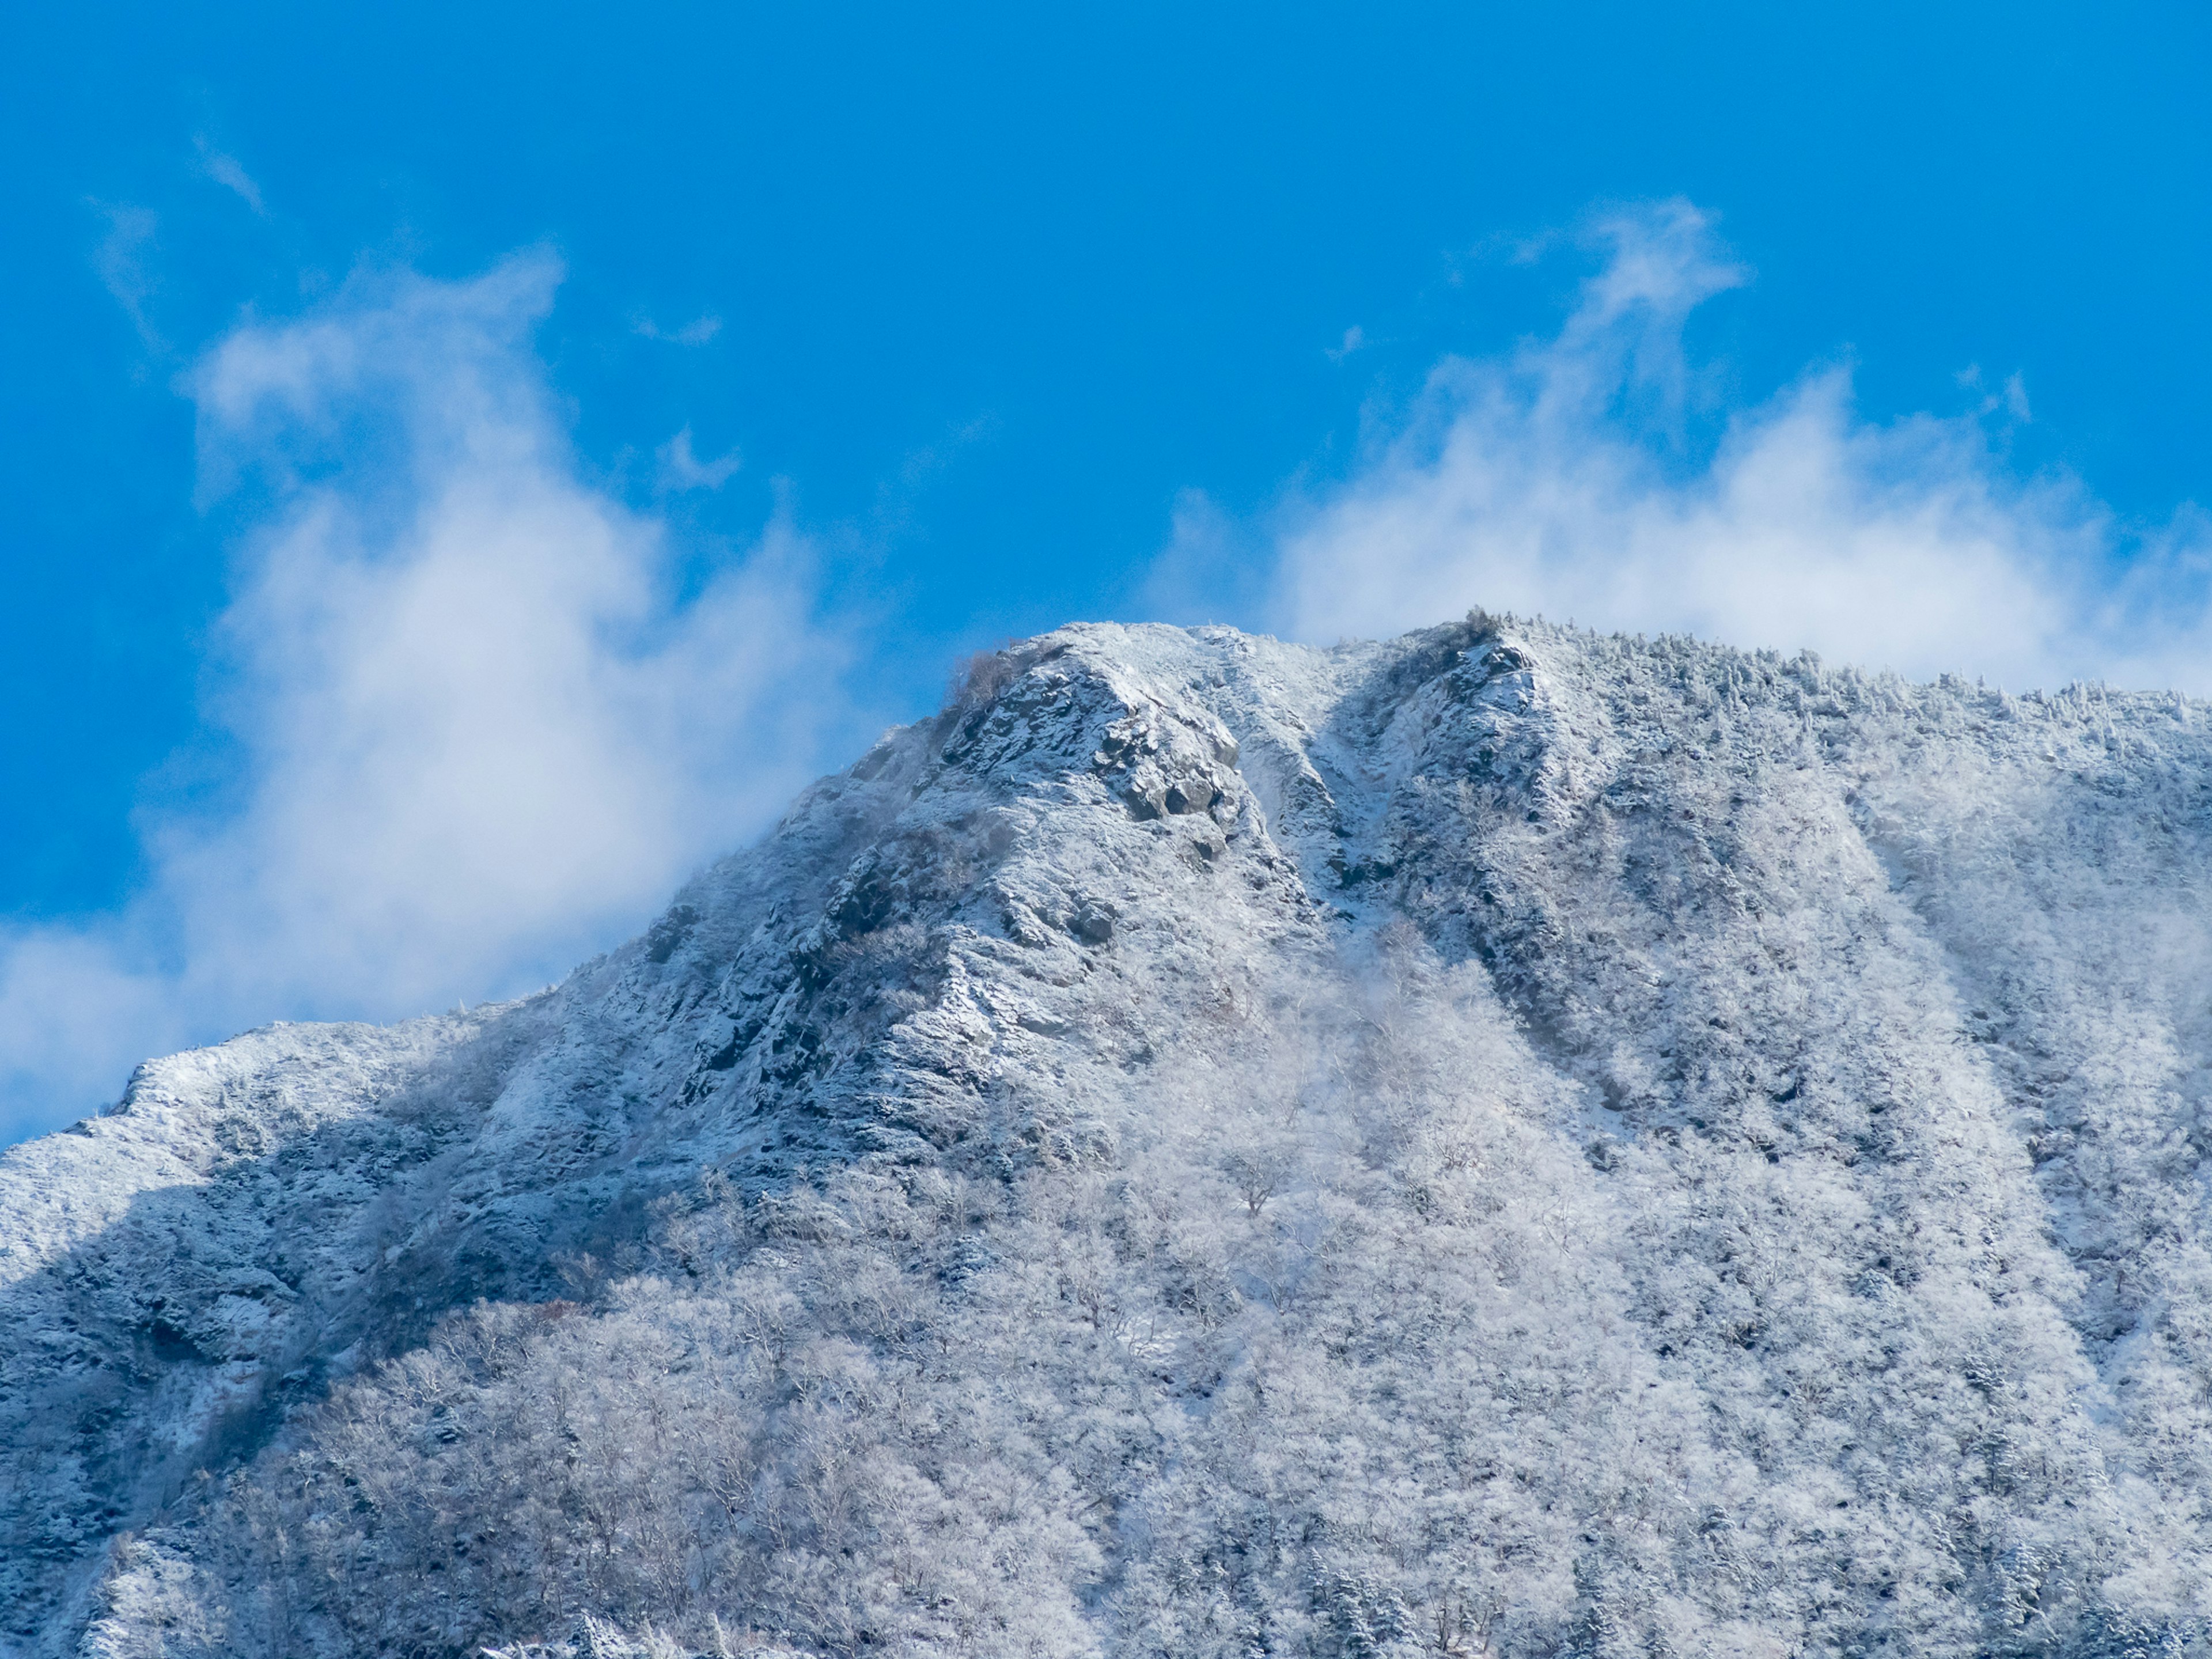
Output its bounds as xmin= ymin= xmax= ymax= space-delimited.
xmin=9 ymin=615 xmax=2212 ymax=1658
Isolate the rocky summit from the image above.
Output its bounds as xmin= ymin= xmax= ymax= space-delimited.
xmin=9 ymin=615 xmax=2212 ymax=1658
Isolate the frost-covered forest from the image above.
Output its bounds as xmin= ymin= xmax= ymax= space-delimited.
xmin=11 ymin=616 xmax=2212 ymax=1657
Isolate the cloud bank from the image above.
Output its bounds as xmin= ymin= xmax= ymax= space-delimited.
xmin=1177 ymin=200 xmax=2212 ymax=693
xmin=0 ymin=253 xmax=846 ymax=1141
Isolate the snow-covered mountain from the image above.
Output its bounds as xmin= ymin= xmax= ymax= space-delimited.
xmin=9 ymin=615 xmax=2212 ymax=1658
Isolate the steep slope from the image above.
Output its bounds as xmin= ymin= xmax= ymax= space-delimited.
xmin=9 ymin=616 xmax=2212 ymax=1657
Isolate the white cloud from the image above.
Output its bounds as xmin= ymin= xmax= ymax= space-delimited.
xmin=1196 ymin=199 xmax=2212 ymax=692
xmin=634 ymin=313 xmax=724 ymax=346
xmin=0 ymin=252 xmax=849 ymax=1141
xmin=657 ymin=425 xmax=742 ymax=491
xmin=194 ymin=137 xmax=266 ymax=214
xmin=1137 ymin=487 xmax=1270 ymax=626
xmin=90 ymin=203 xmax=164 ymax=351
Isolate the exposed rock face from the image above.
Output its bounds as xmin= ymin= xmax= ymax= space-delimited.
xmin=9 ymin=616 xmax=2212 ymax=1657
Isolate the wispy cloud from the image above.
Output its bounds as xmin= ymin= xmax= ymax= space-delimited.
xmin=1957 ymin=363 xmax=2033 ymax=424
xmin=194 ymin=137 xmax=266 ymax=214
xmin=1157 ymin=199 xmax=2212 ymax=692
xmin=1138 ymin=488 xmax=1271 ymax=626
xmin=90 ymin=203 xmax=164 ymax=351
xmin=657 ymin=425 xmax=742 ymax=491
xmin=0 ymin=252 xmax=850 ymax=1142
xmin=634 ymin=313 xmax=724 ymax=346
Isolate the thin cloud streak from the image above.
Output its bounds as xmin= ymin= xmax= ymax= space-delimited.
xmin=90 ymin=203 xmax=164 ymax=353
xmin=194 ymin=138 xmax=266 ymax=214
xmin=634 ymin=313 xmax=724 ymax=346
xmin=0 ymin=253 xmax=850 ymax=1142
xmin=658 ymin=425 xmax=742 ymax=491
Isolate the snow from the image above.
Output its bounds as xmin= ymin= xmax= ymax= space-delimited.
xmin=9 ymin=614 xmax=2212 ymax=1655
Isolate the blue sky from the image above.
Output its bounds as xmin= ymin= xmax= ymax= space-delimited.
xmin=2 ymin=2 xmax=2209 ymax=1138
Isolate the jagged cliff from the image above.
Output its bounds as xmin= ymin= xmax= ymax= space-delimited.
xmin=8 ymin=616 xmax=2212 ymax=1657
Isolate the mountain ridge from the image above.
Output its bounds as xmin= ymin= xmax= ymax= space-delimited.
xmin=8 ymin=614 xmax=2212 ymax=1657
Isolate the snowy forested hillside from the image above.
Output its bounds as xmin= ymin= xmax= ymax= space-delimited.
xmin=9 ymin=614 xmax=2212 ymax=1657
